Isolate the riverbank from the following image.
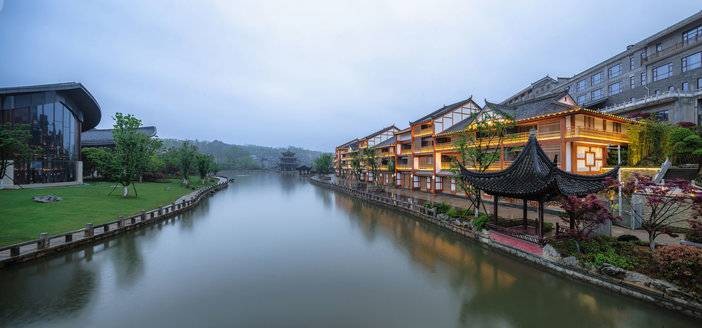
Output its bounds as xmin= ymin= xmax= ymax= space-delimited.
xmin=0 ymin=177 xmax=229 ymax=267
xmin=0 ymin=177 xmax=214 ymax=246
xmin=309 ymin=177 xmax=702 ymax=319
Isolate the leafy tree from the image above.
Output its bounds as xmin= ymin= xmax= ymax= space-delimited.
xmin=626 ymin=119 xmax=672 ymax=166
xmin=362 ymin=148 xmax=381 ymax=186
xmin=84 ymin=114 xmax=161 ymax=197
xmin=559 ymin=195 xmax=618 ymax=253
xmin=350 ymin=150 xmax=363 ymax=183
xmin=453 ymin=110 xmax=515 ymax=215
xmin=668 ymin=127 xmax=702 ymax=170
xmin=615 ymin=173 xmax=701 ymax=249
xmin=0 ymin=123 xmax=34 ymax=185
xmin=176 ymin=141 xmax=198 ymax=186
xmin=195 ymin=153 xmax=216 ymax=182
xmin=313 ymin=153 xmax=333 ymax=174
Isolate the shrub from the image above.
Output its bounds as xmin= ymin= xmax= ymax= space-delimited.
xmin=590 ymin=248 xmax=634 ymax=269
xmin=543 ymin=222 xmax=553 ymax=233
xmin=446 ymin=207 xmax=459 ymax=218
xmin=473 ymin=214 xmax=489 ymax=231
xmin=652 ymin=246 xmax=702 ymax=294
xmin=617 ymin=234 xmax=641 ymax=242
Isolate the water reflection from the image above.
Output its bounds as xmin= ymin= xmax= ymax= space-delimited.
xmin=332 ymin=192 xmax=689 ymax=328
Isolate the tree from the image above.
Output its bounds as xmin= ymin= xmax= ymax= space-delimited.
xmin=176 ymin=141 xmax=198 ymax=186
xmin=453 ymin=110 xmax=515 ymax=215
xmin=313 ymin=153 xmax=333 ymax=174
xmin=0 ymin=123 xmax=34 ymax=185
xmin=616 ymin=173 xmax=701 ymax=249
xmin=667 ymin=126 xmax=702 ymax=171
xmin=362 ymin=148 xmax=381 ymax=186
xmin=112 ymin=113 xmax=162 ymax=197
xmin=559 ymin=195 xmax=618 ymax=253
xmin=195 ymin=153 xmax=216 ymax=182
xmin=627 ymin=119 xmax=672 ymax=166
xmin=350 ymin=150 xmax=363 ymax=183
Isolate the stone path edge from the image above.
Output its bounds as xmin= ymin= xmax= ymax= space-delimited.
xmin=0 ymin=177 xmax=229 ymax=268
xmin=309 ymin=177 xmax=702 ymax=319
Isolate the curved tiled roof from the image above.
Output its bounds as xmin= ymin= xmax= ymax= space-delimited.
xmin=81 ymin=126 xmax=157 ymax=147
xmin=410 ymin=97 xmax=475 ymax=125
xmin=0 ymin=82 xmax=102 ymax=131
xmin=372 ymin=136 xmax=396 ymax=148
xmin=458 ymin=131 xmax=618 ymax=201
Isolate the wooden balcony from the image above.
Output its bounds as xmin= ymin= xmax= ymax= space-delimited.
xmin=434 ymin=143 xmax=455 ymax=151
xmin=417 ymin=163 xmax=435 ymax=170
xmin=396 ymin=164 xmax=412 ymax=171
xmin=567 ymin=127 xmax=627 ymax=143
xmin=440 ymin=162 xmax=455 ymax=170
xmin=399 ymin=148 xmax=413 ymax=155
xmin=413 ymin=145 xmax=434 ymax=154
xmin=413 ymin=127 xmax=433 ymax=137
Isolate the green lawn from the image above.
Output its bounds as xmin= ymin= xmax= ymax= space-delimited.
xmin=0 ymin=177 xmax=212 ymax=246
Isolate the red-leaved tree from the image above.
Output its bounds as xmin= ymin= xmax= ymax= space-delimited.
xmin=560 ymin=194 xmax=618 ymax=253
xmin=615 ymin=173 xmax=701 ymax=250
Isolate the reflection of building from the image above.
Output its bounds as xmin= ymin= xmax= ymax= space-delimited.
xmin=0 ymin=83 xmax=101 ymax=187
xmin=81 ymin=126 xmax=157 ymax=148
xmin=503 ymin=11 xmax=702 ymax=125
xmin=278 ymin=151 xmax=298 ymax=172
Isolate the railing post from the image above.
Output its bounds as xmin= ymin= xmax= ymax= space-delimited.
xmin=117 ymin=216 xmax=124 ymax=228
xmin=141 ymin=210 xmax=146 ymax=222
xmin=84 ymin=224 xmax=94 ymax=237
xmin=104 ymin=223 xmax=110 ymax=232
xmin=65 ymin=233 xmax=73 ymax=242
xmin=37 ymin=233 xmax=48 ymax=249
xmin=10 ymin=246 xmax=20 ymax=257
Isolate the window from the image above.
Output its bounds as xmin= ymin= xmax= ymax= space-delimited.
xmin=608 ymin=63 xmax=621 ymax=78
xmin=629 ymin=76 xmax=635 ymax=89
xmin=682 ymin=52 xmax=701 ymax=72
xmin=641 ymin=71 xmax=647 ymax=85
xmin=629 ymin=55 xmax=635 ymax=70
xmin=591 ymin=71 xmax=604 ymax=85
xmin=682 ymin=82 xmax=690 ymax=91
xmin=609 ymin=82 xmax=622 ymax=95
xmin=698 ymin=77 xmax=702 ymax=89
xmin=652 ymin=63 xmax=672 ymax=81
xmin=683 ymin=25 xmax=701 ymax=44
xmin=613 ymin=122 xmax=622 ymax=133
xmin=656 ymin=43 xmax=663 ymax=52
xmin=668 ymin=86 xmax=675 ymax=92
xmin=584 ymin=116 xmax=595 ymax=128
xmin=576 ymin=79 xmax=587 ymax=92
xmin=577 ymin=95 xmax=586 ymax=104
xmin=655 ymin=89 xmax=661 ymax=96
xmin=591 ymin=88 xmax=604 ymax=100
xmin=655 ymin=110 xmax=669 ymax=121
xmin=640 ymin=50 xmax=647 ymax=60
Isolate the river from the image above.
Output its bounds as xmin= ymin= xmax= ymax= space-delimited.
xmin=0 ymin=173 xmax=697 ymax=327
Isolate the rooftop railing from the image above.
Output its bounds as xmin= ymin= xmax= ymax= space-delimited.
xmin=600 ymin=89 xmax=702 ymax=114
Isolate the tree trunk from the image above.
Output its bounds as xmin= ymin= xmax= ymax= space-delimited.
xmin=648 ymin=231 xmax=657 ymax=250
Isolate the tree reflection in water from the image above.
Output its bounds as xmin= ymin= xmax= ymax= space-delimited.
xmin=332 ymin=192 xmax=674 ymax=328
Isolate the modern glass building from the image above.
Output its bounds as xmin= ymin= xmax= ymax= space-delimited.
xmin=0 ymin=83 xmax=101 ymax=186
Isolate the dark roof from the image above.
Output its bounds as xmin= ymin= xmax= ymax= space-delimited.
xmin=458 ymin=131 xmax=618 ymax=201
xmin=411 ymin=97 xmax=475 ymax=125
xmin=81 ymin=126 xmax=157 ymax=147
xmin=485 ymin=91 xmax=574 ymax=121
xmin=372 ymin=136 xmax=396 ymax=148
xmin=297 ymin=165 xmax=311 ymax=170
xmin=348 ymin=140 xmax=360 ymax=151
xmin=337 ymin=138 xmax=359 ymax=149
xmin=0 ymin=82 xmax=101 ymax=131
xmin=439 ymin=115 xmax=478 ymax=135
xmin=363 ymin=124 xmax=398 ymax=140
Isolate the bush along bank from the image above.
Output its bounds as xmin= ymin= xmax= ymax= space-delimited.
xmin=309 ymin=177 xmax=702 ymax=319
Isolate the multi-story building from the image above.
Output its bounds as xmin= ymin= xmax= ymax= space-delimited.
xmin=503 ymin=10 xmax=702 ymax=125
xmin=334 ymin=125 xmax=397 ymax=180
xmin=0 ymin=83 xmax=101 ymax=188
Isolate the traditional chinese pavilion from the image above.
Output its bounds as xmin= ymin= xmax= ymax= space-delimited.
xmin=459 ymin=130 xmax=618 ymax=240
xmin=278 ymin=151 xmax=298 ymax=172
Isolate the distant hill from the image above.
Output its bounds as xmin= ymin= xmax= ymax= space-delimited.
xmin=160 ymin=139 xmax=327 ymax=170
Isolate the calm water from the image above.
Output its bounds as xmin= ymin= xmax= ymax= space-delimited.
xmin=0 ymin=173 xmax=697 ymax=327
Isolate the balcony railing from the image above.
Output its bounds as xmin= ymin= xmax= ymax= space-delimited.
xmin=434 ymin=143 xmax=455 ymax=151
xmin=396 ymin=164 xmax=412 ymax=170
xmin=440 ymin=162 xmax=455 ymax=170
xmin=600 ymin=89 xmax=702 ymax=114
xmin=400 ymin=148 xmax=413 ymax=155
xmin=567 ymin=127 xmax=627 ymax=142
xmin=413 ymin=145 xmax=434 ymax=154
xmin=414 ymin=127 xmax=434 ymax=137
xmin=417 ymin=164 xmax=434 ymax=170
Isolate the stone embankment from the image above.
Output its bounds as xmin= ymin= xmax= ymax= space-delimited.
xmin=0 ymin=177 xmax=229 ymax=267
xmin=310 ymin=177 xmax=702 ymax=319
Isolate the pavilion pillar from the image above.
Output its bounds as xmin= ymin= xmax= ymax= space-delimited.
xmin=537 ymin=200 xmax=544 ymax=239
xmin=522 ymin=199 xmax=528 ymax=229
xmin=493 ymin=196 xmax=499 ymax=222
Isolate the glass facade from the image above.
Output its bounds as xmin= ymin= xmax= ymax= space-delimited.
xmin=0 ymin=91 xmax=82 ymax=184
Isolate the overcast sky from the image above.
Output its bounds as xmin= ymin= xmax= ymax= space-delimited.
xmin=0 ymin=1 xmax=699 ymax=151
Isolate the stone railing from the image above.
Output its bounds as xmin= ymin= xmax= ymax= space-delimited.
xmin=0 ymin=177 xmax=229 ymax=267
xmin=601 ymin=90 xmax=702 ymax=114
